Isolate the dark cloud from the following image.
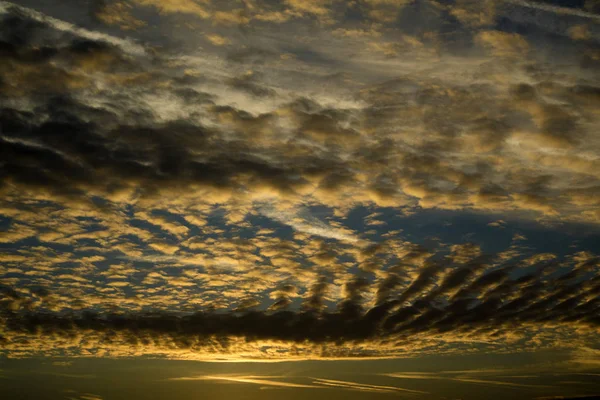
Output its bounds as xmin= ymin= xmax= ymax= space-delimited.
xmin=302 ymin=275 xmax=330 ymax=313
xmin=0 ymin=9 xmax=359 ymax=200
xmin=268 ymin=283 xmax=297 ymax=311
xmin=0 ymin=99 xmax=324 ymax=197
xmin=228 ymin=72 xmax=277 ymax=98
xmin=226 ymin=46 xmax=278 ymax=65
xmin=2 ymin=5 xmax=600 ymax=222
xmin=1 ymin=246 xmax=598 ymax=357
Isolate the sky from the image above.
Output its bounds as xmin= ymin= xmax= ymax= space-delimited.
xmin=0 ymin=0 xmax=599 ymax=399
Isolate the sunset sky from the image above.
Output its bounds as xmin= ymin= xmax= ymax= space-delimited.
xmin=0 ymin=0 xmax=599 ymax=399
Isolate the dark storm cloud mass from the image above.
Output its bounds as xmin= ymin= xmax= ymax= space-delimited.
xmin=0 ymin=0 xmax=599 ymax=361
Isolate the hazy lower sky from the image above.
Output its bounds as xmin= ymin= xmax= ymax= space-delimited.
xmin=0 ymin=0 xmax=599 ymax=399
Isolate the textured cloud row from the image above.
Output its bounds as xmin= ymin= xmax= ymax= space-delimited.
xmin=2 ymin=240 xmax=599 ymax=359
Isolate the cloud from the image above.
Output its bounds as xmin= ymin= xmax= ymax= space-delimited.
xmin=205 ymin=34 xmax=231 ymax=46
xmin=52 ymin=361 xmax=73 ymax=367
xmin=502 ymin=0 xmax=600 ymax=22
xmin=0 ymin=0 xmax=599 ymax=364
xmin=476 ymin=30 xmax=530 ymax=58
xmin=170 ymin=375 xmax=321 ymax=389
xmin=2 ymin=3 xmax=600 ymax=223
xmin=1 ymin=241 xmax=599 ymax=360
xmin=63 ymin=391 xmax=103 ymax=400
xmin=169 ymin=374 xmax=428 ymax=393
xmin=259 ymin=204 xmax=363 ymax=243
xmin=132 ymin=0 xmax=210 ymax=18
xmin=93 ymin=1 xmax=147 ymax=30
xmin=386 ymin=369 xmax=554 ymax=389
xmin=311 ymin=378 xmax=428 ymax=394
xmin=0 ymin=1 xmax=146 ymax=55
xmin=447 ymin=376 xmax=551 ymax=388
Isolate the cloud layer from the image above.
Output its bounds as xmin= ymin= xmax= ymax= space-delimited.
xmin=0 ymin=0 xmax=599 ymax=361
